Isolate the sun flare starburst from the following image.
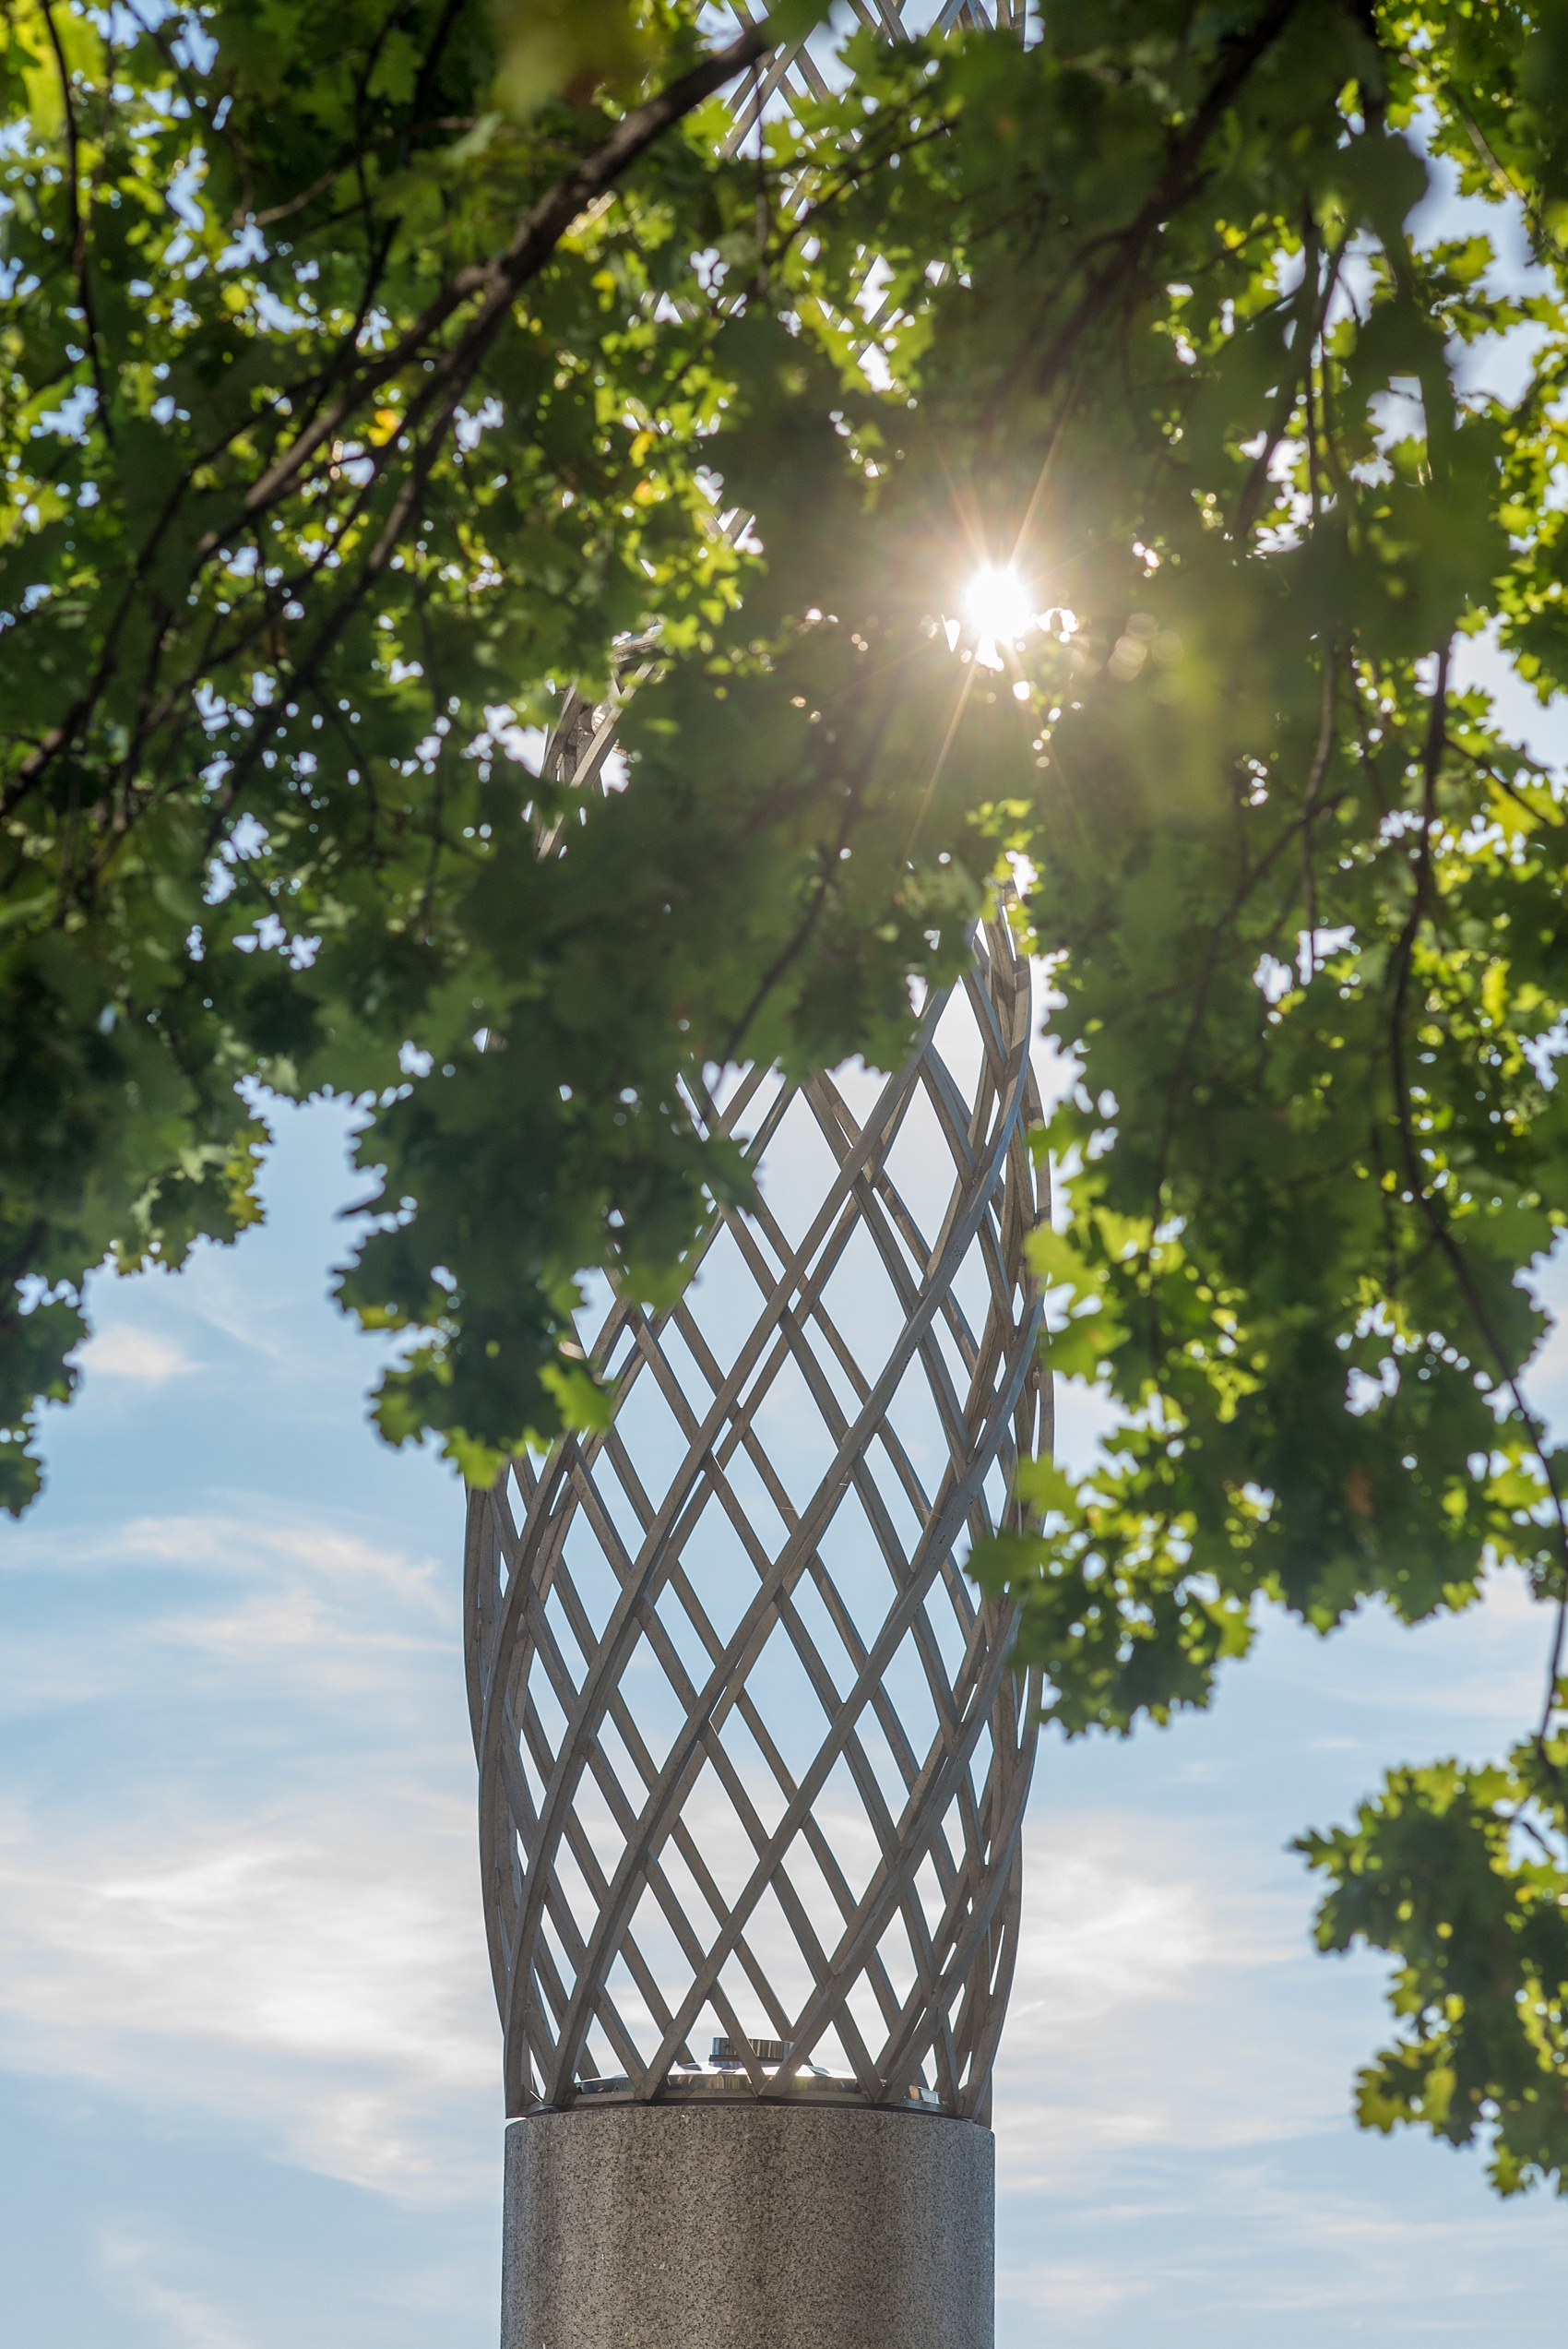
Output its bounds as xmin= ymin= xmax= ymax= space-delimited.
xmin=961 ymin=566 xmax=1034 ymax=668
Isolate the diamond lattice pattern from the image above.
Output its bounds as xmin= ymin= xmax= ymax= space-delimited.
xmin=465 ymin=911 xmax=1047 ymax=2120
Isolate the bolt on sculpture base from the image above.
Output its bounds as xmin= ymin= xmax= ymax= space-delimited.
xmin=502 ymin=2105 xmax=994 ymax=2349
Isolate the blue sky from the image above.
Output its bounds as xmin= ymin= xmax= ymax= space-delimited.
xmin=6 ymin=849 xmax=1568 ymax=2347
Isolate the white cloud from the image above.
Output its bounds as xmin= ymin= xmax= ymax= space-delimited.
xmin=171 ymin=1249 xmax=330 ymax=1369
xmin=981 ymin=1804 xmax=1556 ymax=2331
xmin=0 ymin=1796 xmax=496 ymax=2200
xmin=111 ymin=1513 xmax=445 ymax=1598
xmin=0 ymin=1510 xmax=450 ymax=1711
xmin=156 ymin=1590 xmax=444 ymax=1689
xmin=2 ymin=1507 xmax=445 ymax=1608
xmin=0 ymin=1487 xmax=489 ymax=2201
xmin=80 ymin=1326 xmax=196 ymax=1381
xmin=993 ymin=1813 xmax=1346 ymax=2194
xmin=134 ymin=1519 xmax=448 ymax=1697
xmin=99 ymin=2224 xmax=255 ymax=2349
xmin=1006 ymin=1813 xmax=1296 ymax=2045
xmin=998 ymin=2260 xmax=1148 ymax=2319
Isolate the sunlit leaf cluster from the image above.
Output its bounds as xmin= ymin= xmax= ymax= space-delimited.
xmin=1298 ymin=1736 xmax=1568 ymax=2195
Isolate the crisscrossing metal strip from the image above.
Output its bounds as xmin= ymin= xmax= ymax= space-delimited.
xmin=466 ymin=907 xmax=1047 ymax=2120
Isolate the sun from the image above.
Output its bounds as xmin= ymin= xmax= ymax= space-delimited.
xmin=961 ymin=566 xmax=1034 ymax=665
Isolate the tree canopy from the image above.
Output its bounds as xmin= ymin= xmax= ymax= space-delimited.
xmin=3 ymin=0 xmax=1567 ymax=2196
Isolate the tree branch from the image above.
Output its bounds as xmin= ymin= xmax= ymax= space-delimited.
xmin=1 ymin=13 xmax=777 ymax=824
xmin=1022 ymin=0 xmax=1307 ymax=403
xmin=234 ymin=17 xmax=777 ymax=532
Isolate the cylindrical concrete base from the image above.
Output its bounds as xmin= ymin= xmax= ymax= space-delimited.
xmin=501 ymin=2105 xmax=994 ymax=2349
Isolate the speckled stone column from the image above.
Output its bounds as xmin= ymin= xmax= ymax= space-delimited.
xmin=500 ymin=2105 xmax=994 ymax=2349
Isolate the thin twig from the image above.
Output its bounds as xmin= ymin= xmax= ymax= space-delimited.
xmin=1300 ymin=645 xmax=1337 ymax=976
xmin=41 ymin=2 xmax=114 ymax=444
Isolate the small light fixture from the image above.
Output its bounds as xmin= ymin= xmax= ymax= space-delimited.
xmin=711 ymin=2034 xmax=790 ymax=2064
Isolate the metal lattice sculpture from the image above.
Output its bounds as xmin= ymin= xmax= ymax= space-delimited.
xmin=464 ymin=0 xmax=1047 ymax=2137
xmin=466 ymin=912 xmax=1046 ymax=2122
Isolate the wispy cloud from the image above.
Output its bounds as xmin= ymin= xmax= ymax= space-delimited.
xmin=1253 ymin=1565 xmax=1560 ymax=1743
xmin=0 ymin=1509 xmax=451 ymax=1718
xmin=99 ymin=2224 xmax=255 ymax=2349
xmin=0 ymin=1797 xmax=496 ymax=2199
xmin=994 ymin=1812 xmax=1347 ymax=2194
xmin=117 ymin=1513 xmax=448 ymax=1610
xmin=998 ymin=2260 xmax=1149 ymax=2319
xmin=0 ymin=1487 xmax=487 ymax=2200
xmin=79 ymin=1326 xmax=197 ymax=1381
xmin=1007 ymin=1813 xmax=1297 ymax=2043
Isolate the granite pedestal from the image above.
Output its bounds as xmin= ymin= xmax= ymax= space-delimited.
xmin=500 ymin=2103 xmax=994 ymax=2349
